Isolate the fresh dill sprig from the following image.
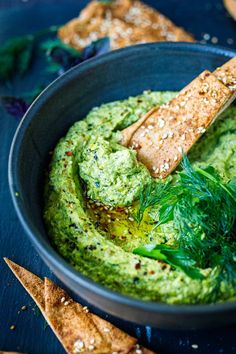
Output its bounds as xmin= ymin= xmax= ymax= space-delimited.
xmin=134 ymin=179 xmax=171 ymax=224
xmin=134 ymin=155 xmax=236 ymax=291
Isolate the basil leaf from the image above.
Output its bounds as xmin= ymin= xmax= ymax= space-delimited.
xmin=0 ymin=96 xmax=29 ymax=119
xmin=43 ymin=37 xmax=110 ymax=74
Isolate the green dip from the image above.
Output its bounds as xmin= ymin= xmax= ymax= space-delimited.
xmin=44 ymin=91 xmax=236 ymax=304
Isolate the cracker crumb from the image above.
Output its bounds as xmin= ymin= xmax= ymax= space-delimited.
xmin=227 ymin=38 xmax=234 ymax=45
xmin=211 ymin=36 xmax=218 ymax=44
xmin=191 ymin=344 xmax=198 ymax=349
xmin=203 ymin=33 xmax=210 ymax=40
xmin=158 ymin=118 xmax=165 ymax=128
xmin=73 ymin=339 xmax=84 ymax=353
xmin=83 ymin=306 xmax=89 ymax=313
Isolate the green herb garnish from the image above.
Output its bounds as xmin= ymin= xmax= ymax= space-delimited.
xmin=98 ymin=0 xmax=113 ymax=3
xmin=41 ymin=37 xmax=110 ymax=74
xmin=0 ymin=26 xmax=59 ymax=83
xmin=134 ymin=244 xmax=204 ymax=280
xmin=134 ymin=179 xmax=171 ymax=224
xmin=134 ymin=155 xmax=236 ymax=293
xmin=1 ymin=28 xmax=109 ymax=119
xmin=0 ymin=35 xmax=34 ymax=81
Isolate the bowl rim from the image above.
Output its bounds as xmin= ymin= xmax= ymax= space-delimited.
xmin=8 ymin=42 xmax=236 ymax=316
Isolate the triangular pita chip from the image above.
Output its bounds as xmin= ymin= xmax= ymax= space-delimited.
xmin=121 ymin=58 xmax=236 ymax=178
xmin=4 ymin=259 xmax=155 ymax=354
xmin=0 ymin=352 xmax=22 ymax=354
xmin=4 ymin=258 xmax=45 ymax=313
xmin=59 ymin=0 xmax=194 ymax=51
xmin=214 ymin=57 xmax=236 ymax=91
xmin=44 ymin=277 xmax=110 ymax=353
xmin=224 ymin=0 xmax=236 ymax=21
xmin=92 ymin=314 xmax=136 ymax=353
xmin=121 ymin=107 xmax=157 ymax=147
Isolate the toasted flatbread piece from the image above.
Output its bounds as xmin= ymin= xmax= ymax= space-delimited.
xmin=4 ymin=258 xmax=45 ymax=313
xmin=126 ymin=70 xmax=232 ymax=178
xmin=4 ymin=259 xmax=155 ymax=354
xmin=121 ymin=58 xmax=236 ymax=178
xmin=59 ymin=0 xmax=194 ymax=51
xmin=0 ymin=352 xmax=22 ymax=354
xmin=121 ymin=107 xmax=157 ymax=146
xmin=214 ymin=57 xmax=236 ymax=92
xmin=224 ymin=0 xmax=236 ymax=20
xmin=44 ymin=278 xmax=110 ymax=354
xmin=92 ymin=314 xmax=136 ymax=353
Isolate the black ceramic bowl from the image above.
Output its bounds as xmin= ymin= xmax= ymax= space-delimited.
xmin=9 ymin=42 xmax=236 ymax=330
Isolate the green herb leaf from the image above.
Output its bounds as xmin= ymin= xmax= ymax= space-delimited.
xmin=228 ymin=177 xmax=236 ymax=195
xmin=42 ymin=37 xmax=110 ymax=74
xmin=134 ymin=155 xmax=236 ymax=292
xmin=0 ymin=96 xmax=29 ymax=119
xmin=41 ymin=38 xmax=81 ymax=56
xmin=0 ymin=26 xmax=59 ymax=83
xmin=0 ymin=85 xmax=45 ymax=119
xmin=0 ymin=36 xmax=34 ymax=82
xmin=134 ymin=244 xmax=204 ymax=280
xmin=155 ymin=203 xmax=175 ymax=228
xmin=134 ymin=179 xmax=171 ymax=223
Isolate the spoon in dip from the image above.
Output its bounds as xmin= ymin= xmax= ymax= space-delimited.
xmin=121 ymin=57 xmax=236 ymax=178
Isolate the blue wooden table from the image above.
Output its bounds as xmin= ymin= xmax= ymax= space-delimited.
xmin=0 ymin=1 xmax=236 ymax=353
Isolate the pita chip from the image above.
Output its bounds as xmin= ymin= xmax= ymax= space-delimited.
xmin=121 ymin=107 xmax=157 ymax=146
xmin=4 ymin=259 xmax=155 ymax=354
xmin=4 ymin=259 xmax=110 ymax=353
xmin=0 ymin=352 xmax=22 ymax=354
xmin=44 ymin=277 xmax=110 ymax=354
xmin=4 ymin=258 xmax=45 ymax=313
xmin=92 ymin=314 xmax=136 ymax=353
xmin=214 ymin=57 xmax=236 ymax=92
xmin=59 ymin=0 xmax=194 ymax=51
xmin=224 ymin=0 xmax=236 ymax=21
xmin=121 ymin=58 xmax=236 ymax=178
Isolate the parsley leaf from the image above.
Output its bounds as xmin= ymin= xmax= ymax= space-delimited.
xmin=134 ymin=244 xmax=204 ymax=280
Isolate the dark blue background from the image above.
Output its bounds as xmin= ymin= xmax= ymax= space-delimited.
xmin=0 ymin=1 xmax=236 ymax=353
